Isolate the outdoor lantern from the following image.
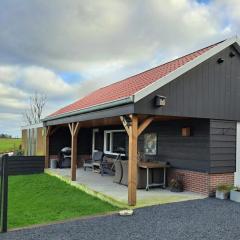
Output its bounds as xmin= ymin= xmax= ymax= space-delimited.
xmin=229 ymin=52 xmax=235 ymax=58
xmin=155 ymin=95 xmax=166 ymax=107
xmin=217 ymin=58 xmax=224 ymax=64
xmin=123 ymin=115 xmax=132 ymax=127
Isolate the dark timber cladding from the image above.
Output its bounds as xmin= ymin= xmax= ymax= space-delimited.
xmin=138 ymin=119 xmax=210 ymax=172
xmin=7 ymin=156 xmax=45 ymax=175
xmin=210 ymin=120 xmax=236 ymax=173
xmin=135 ymin=46 xmax=240 ymax=121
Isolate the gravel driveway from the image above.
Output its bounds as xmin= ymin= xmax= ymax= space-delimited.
xmin=2 ymin=198 xmax=240 ymax=240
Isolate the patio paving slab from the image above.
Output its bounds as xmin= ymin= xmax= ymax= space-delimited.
xmin=2 ymin=198 xmax=240 ymax=240
xmin=47 ymin=168 xmax=205 ymax=207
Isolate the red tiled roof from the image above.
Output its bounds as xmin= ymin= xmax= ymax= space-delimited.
xmin=50 ymin=41 xmax=223 ymax=117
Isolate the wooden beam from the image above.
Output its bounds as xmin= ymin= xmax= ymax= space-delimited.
xmin=73 ymin=122 xmax=80 ymax=136
xmin=49 ymin=125 xmax=61 ymax=136
xmin=45 ymin=126 xmax=52 ymax=168
xmin=120 ymin=116 xmax=130 ymax=136
xmin=128 ymin=115 xmax=138 ymax=206
xmin=68 ymin=123 xmax=73 ymax=136
xmin=69 ymin=122 xmax=81 ymax=181
xmin=137 ymin=117 xmax=154 ymax=137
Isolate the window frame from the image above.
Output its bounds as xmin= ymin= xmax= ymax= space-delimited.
xmin=103 ymin=129 xmax=126 ymax=156
xmin=92 ymin=128 xmax=99 ymax=154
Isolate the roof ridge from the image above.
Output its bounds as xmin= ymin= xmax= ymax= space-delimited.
xmin=95 ymin=39 xmax=225 ymax=91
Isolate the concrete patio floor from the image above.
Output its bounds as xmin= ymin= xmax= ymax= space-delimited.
xmin=47 ymin=168 xmax=205 ymax=208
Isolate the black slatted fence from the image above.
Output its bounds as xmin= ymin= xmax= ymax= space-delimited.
xmin=0 ymin=155 xmax=45 ymax=232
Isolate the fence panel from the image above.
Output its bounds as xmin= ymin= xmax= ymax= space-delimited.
xmin=0 ymin=155 xmax=45 ymax=233
xmin=7 ymin=156 xmax=45 ymax=176
xmin=0 ymin=155 xmax=8 ymax=233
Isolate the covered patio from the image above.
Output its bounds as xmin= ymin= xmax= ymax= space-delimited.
xmin=45 ymin=115 xmax=189 ymax=206
xmin=47 ymin=168 xmax=205 ymax=208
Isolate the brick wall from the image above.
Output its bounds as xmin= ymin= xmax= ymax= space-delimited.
xmin=168 ymin=168 xmax=234 ymax=196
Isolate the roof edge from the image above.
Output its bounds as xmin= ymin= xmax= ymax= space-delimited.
xmin=133 ymin=36 xmax=240 ymax=103
xmin=21 ymin=122 xmax=44 ymax=130
xmin=43 ymin=96 xmax=134 ymax=122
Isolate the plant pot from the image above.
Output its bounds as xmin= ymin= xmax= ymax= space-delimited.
xmin=170 ymin=187 xmax=183 ymax=192
xmin=230 ymin=190 xmax=240 ymax=203
xmin=216 ymin=190 xmax=229 ymax=200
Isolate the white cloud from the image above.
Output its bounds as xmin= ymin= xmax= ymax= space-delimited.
xmin=1 ymin=0 xmax=240 ymax=136
xmin=0 ymin=0 xmax=228 ymax=73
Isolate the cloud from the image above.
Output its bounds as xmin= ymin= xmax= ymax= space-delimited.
xmin=0 ymin=0 xmax=228 ymax=73
xmin=1 ymin=0 xmax=240 ymax=136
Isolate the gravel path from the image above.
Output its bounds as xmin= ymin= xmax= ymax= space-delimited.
xmin=2 ymin=198 xmax=240 ymax=240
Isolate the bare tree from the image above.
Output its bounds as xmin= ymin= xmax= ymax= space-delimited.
xmin=23 ymin=92 xmax=47 ymax=125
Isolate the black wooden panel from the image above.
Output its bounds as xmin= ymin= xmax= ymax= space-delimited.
xmin=49 ymin=126 xmax=71 ymax=155
xmin=137 ymin=118 xmax=210 ymax=172
xmin=210 ymin=119 xmax=236 ymax=173
xmin=135 ymin=46 xmax=240 ymax=121
xmin=7 ymin=156 xmax=45 ymax=176
xmin=77 ymin=128 xmax=92 ymax=154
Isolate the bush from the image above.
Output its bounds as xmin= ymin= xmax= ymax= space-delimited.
xmin=216 ymin=184 xmax=233 ymax=193
xmin=169 ymin=178 xmax=183 ymax=192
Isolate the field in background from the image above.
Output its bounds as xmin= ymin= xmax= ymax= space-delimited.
xmin=0 ymin=138 xmax=22 ymax=153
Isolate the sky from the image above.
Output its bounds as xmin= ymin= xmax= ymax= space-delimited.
xmin=1 ymin=0 xmax=240 ymax=137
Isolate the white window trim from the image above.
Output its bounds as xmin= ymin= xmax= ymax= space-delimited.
xmin=92 ymin=128 xmax=99 ymax=154
xmin=103 ymin=130 xmax=126 ymax=156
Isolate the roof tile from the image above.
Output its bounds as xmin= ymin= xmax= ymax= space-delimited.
xmin=50 ymin=41 xmax=222 ymax=117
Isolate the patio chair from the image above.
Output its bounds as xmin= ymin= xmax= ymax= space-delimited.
xmin=113 ymin=155 xmax=123 ymax=183
xmin=99 ymin=156 xmax=115 ymax=176
xmin=83 ymin=151 xmax=103 ymax=171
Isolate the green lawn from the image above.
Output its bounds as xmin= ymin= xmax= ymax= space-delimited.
xmin=8 ymin=173 xmax=119 ymax=229
xmin=0 ymin=138 xmax=22 ymax=153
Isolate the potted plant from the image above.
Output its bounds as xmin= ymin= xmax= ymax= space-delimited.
xmin=169 ymin=178 xmax=183 ymax=192
xmin=215 ymin=184 xmax=232 ymax=200
xmin=230 ymin=186 xmax=240 ymax=203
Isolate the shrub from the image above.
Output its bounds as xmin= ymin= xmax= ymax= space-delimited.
xmin=216 ymin=184 xmax=233 ymax=193
xmin=169 ymin=178 xmax=183 ymax=192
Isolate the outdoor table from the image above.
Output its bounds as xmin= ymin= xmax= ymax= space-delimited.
xmin=138 ymin=161 xmax=170 ymax=191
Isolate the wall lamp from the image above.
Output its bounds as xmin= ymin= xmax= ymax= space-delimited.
xmin=122 ymin=115 xmax=132 ymax=127
xmin=229 ymin=52 xmax=235 ymax=58
xmin=217 ymin=58 xmax=224 ymax=64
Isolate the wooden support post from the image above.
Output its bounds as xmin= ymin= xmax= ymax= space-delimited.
xmin=45 ymin=126 xmax=52 ymax=169
xmin=69 ymin=122 xmax=81 ymax=181
xmin=120 ymin=115 xmax=154 ymax=206
xmin=128 ymin=115 xmax=138 ymax=206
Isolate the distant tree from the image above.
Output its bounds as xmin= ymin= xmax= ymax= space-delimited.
xmin=23 ymin=92 xmax=47 ymax=125
xmin=0 ymin=133 xmax=12 ymax=138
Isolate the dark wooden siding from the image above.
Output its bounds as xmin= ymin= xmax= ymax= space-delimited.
xmin=138 ymin=119 xmax=210 ymax=172
xmin=49 ymin=126 xmax=71 ymax=155
xmin=77 ymin=128 xmax=92 ymax=154
xmin=135 ymin=46 xmax=240 ymax=121
xmin=7 ymin=156 xmax=45 ymax=175
xmin=209 ymin=119 xmax=236 ymax=173
xmin=49 ymin=126 xmax=92 ymax=155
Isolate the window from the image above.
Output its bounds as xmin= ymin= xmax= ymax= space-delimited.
xmin=92 ymin=129 xmax=100 ymax=153
xmin=144 ymin=133 xmax=157 ymax=155
xmin=104 ymin=130 xmax=126 ymax=155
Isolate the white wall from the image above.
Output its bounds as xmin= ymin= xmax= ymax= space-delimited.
xmin=234 ymin=122 xmax=240 ymax=186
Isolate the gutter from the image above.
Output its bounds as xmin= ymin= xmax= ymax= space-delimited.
xmin=43 ymin=96 xmax=134 ymax=122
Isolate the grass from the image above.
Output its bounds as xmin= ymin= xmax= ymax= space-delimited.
xmin=8 ymin=173 xmax=119 ymax=229
xmin=0 ymin=138 xmax=22 ymax=153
